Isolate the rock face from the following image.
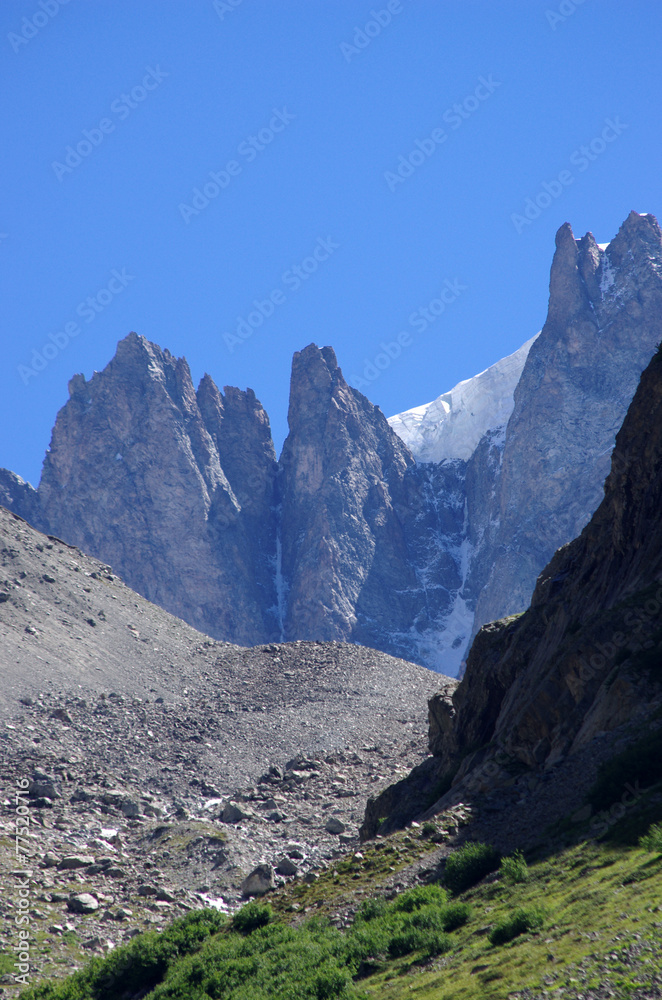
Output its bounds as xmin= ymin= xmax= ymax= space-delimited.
xmin=362 ymin=344 xmax=662 ymax=838
xmin=472 ymin=211 xmax=662 ymax=631
xmin=2 ymin=214 xmax=661 ymax=673
xmin=388 ymin=211 xmax=662 ymax=670
xmin=36 ymin=333 xmax=280 ymax=646
xmin=462 ymin=347 xmax=662 ymax=775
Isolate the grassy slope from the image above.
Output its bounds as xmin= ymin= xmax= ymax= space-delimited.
xmin=17 ymin=824 xmax=662 ymax=1000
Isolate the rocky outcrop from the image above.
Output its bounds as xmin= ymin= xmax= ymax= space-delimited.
xmin=447 ymin=343 xmax=662 ymax=778
xmin=36 ymin=332 xmax=279 ymax=645
xmin=278 ymin=345 xmax=468 ymax=666
xmin=471 ymin=211 xmax=662 ymax=631
xmin=278 ymin=345 xmax=416 ymax=646
xmin=361 ymin=345 xmax=662 ymax=838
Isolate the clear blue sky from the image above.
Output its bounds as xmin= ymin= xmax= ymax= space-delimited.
xmin=1 ymin=0 xmax=660 ymax=486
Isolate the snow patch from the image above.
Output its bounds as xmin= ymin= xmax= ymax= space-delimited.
xmin=388 ymin=334 xmax=539 ymax=463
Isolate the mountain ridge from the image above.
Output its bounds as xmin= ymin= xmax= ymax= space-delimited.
xmin=1 ymin=212 xmax=661 ymax=675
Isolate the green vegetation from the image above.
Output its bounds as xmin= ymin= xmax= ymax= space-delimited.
xmin=15 ymin=826 xmax=662 ymax=1000
xmin=488 ymin=906 xmax=545 ymax=946
xmin=19 ymin=908 xmax=226 ymax=1000
xmin=442 ymin=841 xmax=500 ymax=894
xmin=232 ymin=901 xmax=274 ymax=934
xmin=499 ymin=849 xmax=529 ymax=884
xmin=640 ymin=821 xmax=662 ymax=854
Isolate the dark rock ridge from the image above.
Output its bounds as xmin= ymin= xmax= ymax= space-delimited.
xmin=2 ymin=213 xmax=661 ymax=673
xmin=362 ymin=343 xmax=662 ymax=839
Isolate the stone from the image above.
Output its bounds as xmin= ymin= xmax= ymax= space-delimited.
xmin=275 ymin=857 xmax=298 ymax=877
xmin=120 ymin=799 xmax=141 ymax=818
xmin=58 ymin=855 xmax=95 ymax=870
xmin=220 ymin=802 xmax=251 ymax=824
xmin=67 ymin=893 xmax=99 ymax=914
xmin=137 ymin=885 xmax=157 ymax=897
xmin=325 ymin=817 xmax=345 ymax=835
xmin=240 ymin=864 xmax=274 ymax=898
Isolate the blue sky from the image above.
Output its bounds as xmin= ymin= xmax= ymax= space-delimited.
xmin=1 ymin=0 xmax=660 ymax=486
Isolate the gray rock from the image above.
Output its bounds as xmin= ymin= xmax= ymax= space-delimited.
xmin=220 ymin=802 xmax=251 ymax=824
xmin=275 ymin=857 xmax=298 ymax=877
xmin=67 ymin=893 xmax=99 ymax=914
xmin=324 ymin=817 xmax=345 ymax=835
xmin=58 ymin=855 xmax=95 ymax=870
xmin=137 ymin=885 xmax=157 ymax=897
xmin=240 ymin=864 xmax=274 ymax=898
xmin=120 ymin=799 xmax=141 ymax=818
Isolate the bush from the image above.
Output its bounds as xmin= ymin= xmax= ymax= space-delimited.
xmin=440 ymin=902 xmax=471 ymax=931
xmin=500 ymin=850 xmax=529 ymax=884
xmin=443 ymin=842 xmax=500 ymax=894
xmin=421 ymin=821 xmax=437 ymax=838
xmin=19 ymin=908 xmax=226 ymax=1000
xmin=640 ymin=821 xmax=662 ymax=853
xmin=232 ymin=901 xmax=273 ymax=934
xmin=391 ymin=884 xmax=448 ymax=912
xmin=388 ymin=926 xmax=451 ymax=958
xmin=489 ymin=906 xmax=545 ymax=946
xmin=354 ymin=896 xmax=388 ymax=922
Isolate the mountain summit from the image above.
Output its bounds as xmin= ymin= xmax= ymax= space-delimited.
xmin=1 ymin=213 xmax=661 ymax=673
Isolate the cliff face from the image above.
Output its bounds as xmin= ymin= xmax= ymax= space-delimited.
xmin=361 ymin=345 xmax=662 ymax=839
xmin=37 ymin=333 xmax=279 ymax=645
xmin=278 ymin=345 xmax=418 ymax=647
xmin=434 ymin=343 xmax=662 ymax=777
xmin=471 ymin=211 xmax=662 ymax=631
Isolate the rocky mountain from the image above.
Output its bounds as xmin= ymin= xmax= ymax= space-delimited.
xmin=0 ymin=503 xmax=446 ymax=952
xmin=1 ymin=212 xmax=661 ymax=676
xmin=390 ymin=210 xmax=662 ymax=665
xmin=362 ymin=340 xmax=662 ymax=842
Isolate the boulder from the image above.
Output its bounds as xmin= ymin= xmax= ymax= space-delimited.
xmin=240 ymin=864 xmax=274 ymax=898
xmin=67 ymin=893 xmax=99 ymax=914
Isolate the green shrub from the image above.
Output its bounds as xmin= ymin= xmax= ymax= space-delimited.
xmin=19 ymin=908 xmax=226 ymax=1000
xmin=640 ymin=821 xmax=662 ymax=853
xmin=443 ymin=842 xmax=500 ymax=894
xmin=500 ymin=850 xmax=529 ymax=884
xmin=391 ymin=884 xmax=448 ymax=912
xmin=489 ymin=906 xmax=545 ymax=946
xmin=440 ymin=901 xmax=471 ymax=930
xmin=354 ymin=896 xmax=388 ymax=922
xmin=388 ymin=926 xmax=451 ymax=958
xmin=421 ymin=821 xmax=437 ymax=838
xmin=232 ymin=900 xmax=273 ymax=934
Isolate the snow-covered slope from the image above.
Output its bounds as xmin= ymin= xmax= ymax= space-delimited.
xmin=388 ymin=334 xmax=540 ymax=463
